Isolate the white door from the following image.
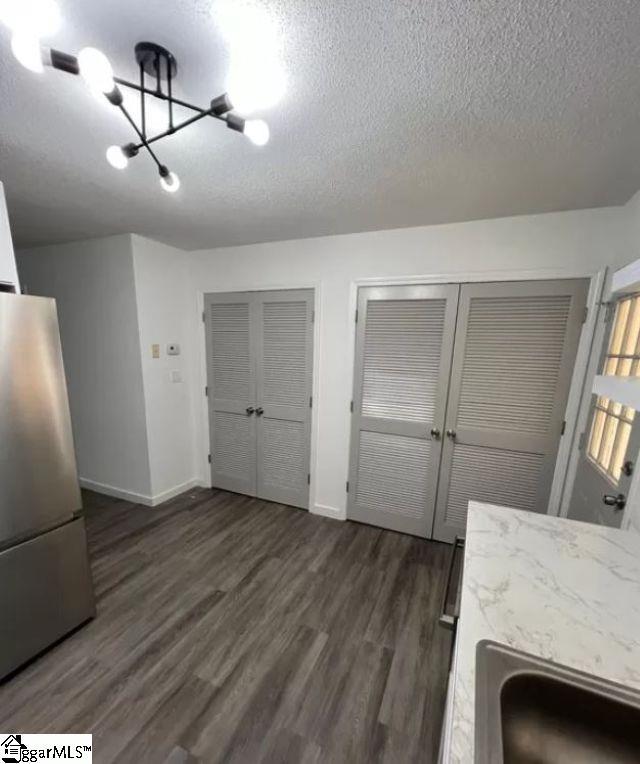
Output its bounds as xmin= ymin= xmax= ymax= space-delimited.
xmin=347 ymin=285 xmax=459 ymax=537
xmin=433 ymin=280 xmax=589 ymax=542
xmin=568 ymin=293 xmax=640 ymax=527
xmin=204 ymin=292 xmax=257 ymax=497
xmin=204 ymin=289 xmax=314 ymax=508
xmin=255 ymin=290 xmax=314 ymax=509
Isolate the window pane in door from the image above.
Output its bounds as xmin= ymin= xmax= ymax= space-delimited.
xmin=604 ymin=295 xmax=640 ymax=376
xmin=588 ymin=402 xmax=636 ymax=482
xmin=598 ymin=415 xmax=619 ymax=471
xmin=623 ymin=298 xmax=640 ymax=357
xmin=588 ymin=406 xmax=607 ymax=461
xmin=618 ymin=358 xmax=633 ymax=376
xmin=608 ymin=298 xmax=630 ymax=357
xmin=586 ymin=293 xmax=640 ymax=482
xmin=611 ymin=421 xmax=632 ymax=482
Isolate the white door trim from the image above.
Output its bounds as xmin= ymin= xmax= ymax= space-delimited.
xmin=346 ymin=267 xmax=605 ymax=520
xmin=611 ymin=259 xmax=640 ymax=295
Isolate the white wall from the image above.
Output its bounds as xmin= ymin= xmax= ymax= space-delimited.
xmin=187 ymin=205 xmax=628 ymax=518
xmin=18 ymin=234 xmax=153 ymax=501
xmin=623 ymin=189 xmax=640 ymax=264
xmin=15 ymin=203 xmax=633 ymax=519
xmin=0 ymin=181 xmax=19 ymax=289
xmin=131 ymin=235 xmax=197 ymax=502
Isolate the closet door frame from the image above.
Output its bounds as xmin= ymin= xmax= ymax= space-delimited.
xmin=345 ymin=269 xmax=603 ymax=531
xmin=203 ymin=286 xmax=318 ymax=509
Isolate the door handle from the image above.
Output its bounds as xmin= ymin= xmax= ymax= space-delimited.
xmin=246 ymin=406 xmax=255 ymax=415
xmin=603 ymin=493 xmax=626 ymax=510
xmin=430 ymin=428 xmax=441 ymax=440
xmin=255 ymin=407 xmax=264 ymax=416
xmin=446 ymin=429 xmax=457 ymax=440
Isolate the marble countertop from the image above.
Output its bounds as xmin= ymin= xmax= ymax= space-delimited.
xmin=449 ymin=501 xmax=640 ymax=763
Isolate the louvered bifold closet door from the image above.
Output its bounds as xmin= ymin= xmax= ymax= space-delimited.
xmin=432 ymin=279 xmax=589 ymax=542
xmin=348 ymin=285 xmax=459 ymax=537
xmin=255 ymin=290 xmax=314 ymax=509
xmin=204 ymin=292 xmax=257 ymax=496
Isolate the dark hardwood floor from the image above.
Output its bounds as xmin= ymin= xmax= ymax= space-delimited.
xmin=0 ymin=488 xmax=451 ymax=763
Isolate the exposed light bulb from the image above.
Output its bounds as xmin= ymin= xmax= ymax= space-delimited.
xmin=216 ymin=0 xmax=274 ymax=50
xmin=0 ymin=0 xmax=61 ymax=37
xmin=215 ymin=0 xmax=285 ymax=114
xmin=227 ymin=62 xmax=285 ymax=114
xmin=10 ymin=32 xmax=44 ymax=72
xmin=105 ymin=145 xmax=128 ymax=170
xmin=78 ymin=47 xmax=114 ymax=94
xmin=160 ymin=171 xmax=180 ymax=193
xmin=244 ymin=119 xmax=269 ymax=146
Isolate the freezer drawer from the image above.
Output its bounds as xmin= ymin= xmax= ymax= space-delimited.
xmin=0 ymin=518 xmax=95 ymax=680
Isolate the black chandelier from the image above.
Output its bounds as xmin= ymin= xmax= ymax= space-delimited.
xmin=18 ymin=40 xmax=270 ymax=193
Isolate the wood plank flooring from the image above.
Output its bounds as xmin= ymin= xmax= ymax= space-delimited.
xmin=0 ymin=488 xmax=452 ymax=763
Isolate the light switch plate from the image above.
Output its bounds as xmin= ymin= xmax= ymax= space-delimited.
xmin=170 ymin=370 xmax=182 ymax=383
xmin=167 ymin=343 xmax=180 ymax=356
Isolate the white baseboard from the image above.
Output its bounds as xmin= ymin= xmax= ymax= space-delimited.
xmin=79 ymin=477 xmax=202 ymax=507
xmin=311 ymin=503 xmax=346 ymax=521
xmin=79 ymin=478 xmax=154 ymax=506
xmin=150 ymin=479 xmax=202 ymax=506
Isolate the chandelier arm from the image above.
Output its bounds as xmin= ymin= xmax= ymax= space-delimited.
xmin=155 ymin=51 xmax=161 ymax=94
xmin=131 ymin=107 xmax=215 ymax=152
xmin=114 ymin=77 xmax=212 ymax=118
xmin=118 ymin=104 xmax=163 ymax=170
xmin=139 ymin=62 xmax=146 ymax=140
xmin=47 ymin=47 xmax=229 ymax=123
xmin=167 ymin=58 xmax=174 ymax=131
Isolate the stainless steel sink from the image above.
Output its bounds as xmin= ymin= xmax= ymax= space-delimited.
xmin=475 ymin=640 xmax=640 ymax=763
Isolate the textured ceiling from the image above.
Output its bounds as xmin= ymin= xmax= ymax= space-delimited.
xmin=1 ymin=0 xmax=640 ymax=251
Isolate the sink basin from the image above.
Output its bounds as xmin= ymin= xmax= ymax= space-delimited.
xmin=475 ymin=640 xmax=640 ymax=764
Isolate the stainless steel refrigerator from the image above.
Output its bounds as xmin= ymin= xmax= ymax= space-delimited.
xmin=0 ymin=292 xmax=95 ymax=680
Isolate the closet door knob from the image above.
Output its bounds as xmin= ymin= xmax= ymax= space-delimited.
xmin=603 ymin=493 xmax=626 ymax=510
xmin=446 ymin=429 xmax=457 ymax=440
xmin=255 ymin=407 xmax=264 ymax=416
xmin=430 ymin=428 xmax=441 ymax=440
xmin=246 ymin=406 xmax=255 ymax=415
